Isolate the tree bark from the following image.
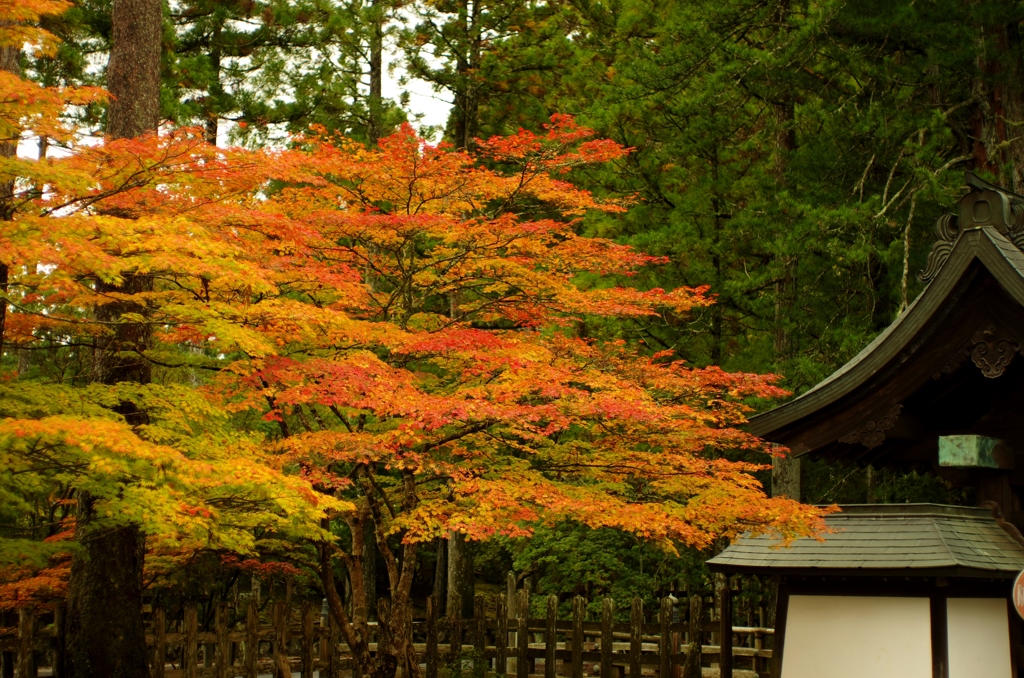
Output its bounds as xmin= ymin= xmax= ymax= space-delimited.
xmin=771 ymin=98 xmax=797 ymax=360
xmin=446 ymin=531 xmax=474 ymax=619
xmin=0 ymin=43 xmax=20 ymax=357
xmin=451 ymin=0 xmax=481 ymax=150
xmin=105 ymin=0 xmax=162 ymax=139
xmin=65 ymin=501 xmax=148 ymax=678
xmin=970 ymin=11 xmax=1024 ymax=193
xmin=204 ymin=21 xmax=222 ymax=146
xmin=432 ymin=538 xmax=447 ymax=617
xmin=771 ymin=447 xmax=801 ymax=501
xmin=364 ymin=521 xmax=377 ymax=621
xmin=65 ymin=1 xmax=161 ymax=677
xmin=367 ymin=0 xmax=384 ymax=145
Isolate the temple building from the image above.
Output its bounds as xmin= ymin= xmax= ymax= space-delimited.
xmin=709 ymin=173 xmax=1024 ymax=678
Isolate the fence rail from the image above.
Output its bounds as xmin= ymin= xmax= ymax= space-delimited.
xmin=0 ymin=577 xmax=772 ymax=678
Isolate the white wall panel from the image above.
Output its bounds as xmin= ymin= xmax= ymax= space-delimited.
xmin=781 ymin=595 xmax=931 ymax=678
xmin=947 ymin=597 xmax=1011 ymax=678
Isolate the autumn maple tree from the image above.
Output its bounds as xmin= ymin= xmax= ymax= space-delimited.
xmin=1 ymin=4 xmax=826 ymax=676
xmin=0 ymin=0 xmax=337 ymax=646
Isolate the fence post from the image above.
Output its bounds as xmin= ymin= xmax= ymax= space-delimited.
xmin=717 ymin=576 xmax=732 ymax=678
xmin=629 ymin=598 xmax=642 ymax=678
xmin=516 ymin=590 xmax=529 ymax=678
xmin=301 ymin=600 xmax=314 ymax=678
xmin=752 ymin=589 xmax=764 ymax=675
xmin=600 ymin=598 xmax=614 ymax=678
xmin=245 ymin=600 xmax=258 ymax=678
xmin=507 ymin=574 xmax=517 ymax=677
xmin=496 ymin=596 xmax=507 ymax=678
xmin=682 ymin=596 xmax=702 ymax=678
xmin=571 ymin=597 xmax=584 ymax=678
xmin=545 ymin=596 xmax=557 ymax=678
xmin=507 ymin=573 xmax=518 ymax=620
xmin=659 ymin=598 xmax=672 ymax=678
xmin=426 ymin=596 xmax=438 ymax=678
xmin=273 ymin=600 xmax=290 ymax=678
xmin=185 ymin=602 xmax=198 ymax=678
xmin=319 ymin=600 xmax=329 ymax=665
xmin=474 ymin=595 xmax=486 ymax=678
xmin=17 ymin=608 xmax=34 ymax=678
xmin=212 ymin=601 xmax=228 ymax=678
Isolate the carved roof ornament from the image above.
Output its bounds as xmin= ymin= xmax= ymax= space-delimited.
xmin=970 ymin=326 xmax=1020 ymax=378
xmin=838 ymin=404 xmax=903 ymax=449
xmin=931 ymin=324 xmax=1021 ymax=380
xmin=920 ymin=172 xmax=1024 ymax=284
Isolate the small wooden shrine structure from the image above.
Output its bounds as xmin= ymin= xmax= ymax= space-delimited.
xmin=710 ymin=173 xmax=1024 ymax=678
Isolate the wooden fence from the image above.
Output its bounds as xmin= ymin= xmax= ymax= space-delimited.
xmin=0 ymin=577 xmax=772 ymax=678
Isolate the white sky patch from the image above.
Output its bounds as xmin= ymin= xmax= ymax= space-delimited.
xmin=17 ymin=7 xmax=454 ymax=156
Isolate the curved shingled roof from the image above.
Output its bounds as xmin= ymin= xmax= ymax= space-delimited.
xmin=748 ymin=218 xmax=1024 ymax=458
xmin=707 ymin=504 xmax=1024 ymax=578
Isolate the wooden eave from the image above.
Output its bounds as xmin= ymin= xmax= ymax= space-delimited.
xmin=748 ymin=224 xmax=1024 ymax=460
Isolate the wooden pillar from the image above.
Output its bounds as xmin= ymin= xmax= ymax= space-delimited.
xmin=545 ymin=596 xmax=557 ymax=678
xmin=600 ymin=598 xmax=614 ymax=678
xmin=683 ymin=596 xmax=702 ymax=678
xmin=930 ymin=596 xmax=949 ymax=678
xmin=717 ymin=576 xmax=732 ymax=678
xmin=520 ymin=587 xmax=533 ymax=675
xmin=301 ymin=600 xmax=314 ymax=678
xmin=185 ymin=602 xmax=198 ymax=678
xmin=245 ymin=600 xmax=258 ymax=678
xmin=516 ymin=591 xmax=529 ymax=678
xmin=474 ymin=595 xmax=486 ymax=678
xmin=426 ymin=596 xmax=438 ymax=678
xmin=571 ymin=597 xmax=584 ymax=678
xmin=495 ymin=596 xmax=507 ymax=678
xmin=319 ymin=599 xmax=330 ymax=665
xmin=630 ymin=598 xmax=643 ymax=678
xmin=273 ymin=600 xmax=289 ymax=678
xmin=659 ymin=598 xmax=671 ymax=678
xmin=327 ymin=605 xmax=340 ymax=678
xmin=507 ymin=573 xmax=519 ymax=677
xmin=214 ymin=601 xmax=230 ymax=678
xmin=17 ymin=608 xmax=34 ymax=678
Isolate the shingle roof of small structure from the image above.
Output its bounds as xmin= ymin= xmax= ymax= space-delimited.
xmin=708 ymin=504 xmax=1024 ymax=578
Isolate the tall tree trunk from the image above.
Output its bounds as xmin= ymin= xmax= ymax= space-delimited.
xmin=363 ymin=522 xmax=377 ymax=621
xmin=971 ymin=11 xmax=1024 ymax=192
xmin=451 ymin=0 xmax=481 ymax=150
xmin=65 ymin=504 xmax=148 ymax=678
xmin=367 ymin=0 xmax=384 ymax=145
xmin=105 ymin=0 xmax=162 ymax=139
xmin=771 ymin=99 xmax=797 ymax=360
xmin=205 ymin=22 xmax=222 ymax=145
xmin=446 ymin=531 xmax=474 ymax=618
xmin=432 ymin=538 xmax=447 ymax=617
xmin=0 ymin=43 xmax=20 ymax=357
xmin=709 ymin=141 xmax=724 ymax=364
xmin=66 ymin=1 xmax=161 ymax=676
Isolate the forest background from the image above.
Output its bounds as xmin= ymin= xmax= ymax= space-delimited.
xmin=2 ymin=0 xmax=1021 ymax=669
